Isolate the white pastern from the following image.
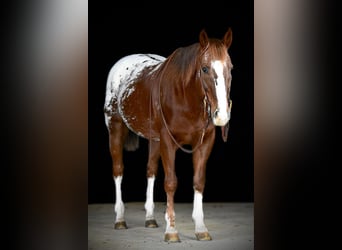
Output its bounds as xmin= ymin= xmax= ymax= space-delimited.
xmin=212 ymin=60 xmax=229 ymax=126
xmin=164 ymin=208 xmax=177 ymax=234
xmin=192 ymin=190 xmax=208 ymax=233
xmin=114 ymin=176 xmax=125 ymax=222
xmin=144 ymin=176 xmax=155 ymax=220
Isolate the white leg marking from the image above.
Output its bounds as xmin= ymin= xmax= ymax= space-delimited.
xmin=114 ymin=176 xmax=125 ymax=222
xmin=164 ymin=206 xmax=177 ymax=234
xmin=144 ymin=176 xmax=155 ymax=220
xmin=192 ymin=190 xmax=208 ymax=233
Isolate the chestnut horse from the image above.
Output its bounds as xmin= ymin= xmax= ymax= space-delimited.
xmin=104 ymin=28 xmax=233 ymax=242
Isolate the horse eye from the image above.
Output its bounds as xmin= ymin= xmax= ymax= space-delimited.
xmin=202 ymin=66 xmax=209 ymax=73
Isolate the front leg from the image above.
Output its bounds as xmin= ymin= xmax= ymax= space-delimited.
xmin=192 ymin=129 xmax=215 ymax=240
xmin=160 ymin=129 xmax=180 ymax=242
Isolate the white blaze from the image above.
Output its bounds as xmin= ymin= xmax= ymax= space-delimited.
xmin=212 ymin=60 xmax=229 ymax=126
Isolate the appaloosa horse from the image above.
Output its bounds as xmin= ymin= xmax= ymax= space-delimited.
xmin=104 ymin=28 xmax=233 ymax=242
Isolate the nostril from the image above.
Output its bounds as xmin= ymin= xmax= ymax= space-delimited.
xmin=214 ymin=109 xmax=219 ymax=118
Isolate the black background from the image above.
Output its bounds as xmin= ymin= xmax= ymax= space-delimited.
xmin=2 ymin=1 xmax=340 ymax=249
xmin=89 ymin=5 xmax=254 ymax=203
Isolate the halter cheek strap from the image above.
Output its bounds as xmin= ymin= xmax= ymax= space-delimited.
xmin=199 ymin=70 xmax=212 ymax=121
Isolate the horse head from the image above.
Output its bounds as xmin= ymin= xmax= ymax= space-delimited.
xmin=198 ymin=28 xmax=233 ymax=132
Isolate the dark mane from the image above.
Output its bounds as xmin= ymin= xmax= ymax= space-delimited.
xmin=154 ymin=43 xmax=201 ymax=86
xmin=152 ymin=39 xmax=231 ymax=88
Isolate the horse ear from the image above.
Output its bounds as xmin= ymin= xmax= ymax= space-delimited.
xmin=199 ymin=29 xmax=209 ymax=49
xmin=223 ymin=28 xmax=233 ymax=49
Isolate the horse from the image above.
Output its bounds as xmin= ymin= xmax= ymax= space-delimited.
xmin=104 ymin=28 xmax=233 ymax=242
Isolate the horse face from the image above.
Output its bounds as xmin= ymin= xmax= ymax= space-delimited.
xmin=200 ymin=55 xmax=233 ymax=127
xmin=199 ymin=28 xmax=233 ymax=127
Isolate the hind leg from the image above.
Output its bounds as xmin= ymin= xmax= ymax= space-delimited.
xmin=144 ymin=140 xmax=160 ymax=228
xmin=108 ymin=115 xmax=129 ymax=229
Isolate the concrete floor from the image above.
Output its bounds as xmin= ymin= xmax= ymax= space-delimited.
xmin=88 ymin=202 xmax=254 ymax=250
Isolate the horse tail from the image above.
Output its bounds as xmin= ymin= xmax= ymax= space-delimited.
xmin=124 ymin=130 xmax=139 ymax=151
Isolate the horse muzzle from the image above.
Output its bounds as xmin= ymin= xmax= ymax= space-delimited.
xmin=212 ymin=99 xmax=232 ymax=126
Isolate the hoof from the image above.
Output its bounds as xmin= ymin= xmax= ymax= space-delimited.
xmin=164 ymin=233 xmax=181 ymax=242
xmin=114 ymin=221 xmax=128 ymax=229
xmin=145 ymin=219 xmax=158 ymax=228
xmin=195 ymin=232 xmax=212 ymax=241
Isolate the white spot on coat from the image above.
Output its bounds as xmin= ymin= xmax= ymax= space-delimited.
xmin=104 ymin=54 xmax=165 ymax=129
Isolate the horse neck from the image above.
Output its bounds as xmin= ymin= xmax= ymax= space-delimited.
xmin=156 ymin=51 xmax=209 ymax=121
xmin=162 ymin=74 xmax=207 ymax=119
xmin=183 ymin=76 xmax=206 ymax=108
